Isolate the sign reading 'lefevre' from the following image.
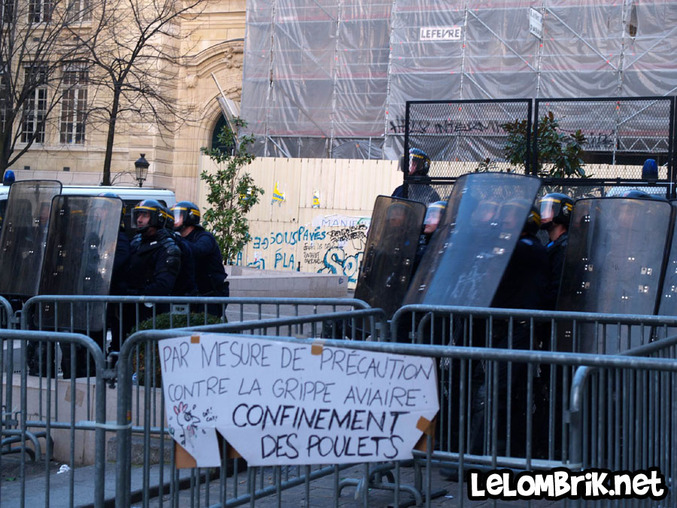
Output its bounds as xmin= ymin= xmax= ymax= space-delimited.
xmin=420 ymin=26 xmax=462 ymax=41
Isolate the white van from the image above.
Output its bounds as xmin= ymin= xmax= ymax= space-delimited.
xmin=0 ymin=183 xmax=177 ymax=233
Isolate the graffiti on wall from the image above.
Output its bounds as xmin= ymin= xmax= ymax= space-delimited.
xmin=245 ymin=214 xmax=371 ymax=286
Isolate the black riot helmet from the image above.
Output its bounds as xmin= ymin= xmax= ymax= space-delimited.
xmin=621 ymin=189 xmax=651 ymax=199
xmin=538 ymin=193 xmax=573 ymax=228
xmin=408 ymin=148 xmax=431 ymax=176
xmin=131 ymin=199 xmax=165 ymax=233
xmin=160 ymin=205 xmax=174 ymax=230
xmin=171 ymin=201 xmax=201 ymax=230
xmin=98 ymin=192 xmax=126 ymax=230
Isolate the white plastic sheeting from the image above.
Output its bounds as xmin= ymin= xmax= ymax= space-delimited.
xmin=241 ymin=1 xmax=677 ymax=160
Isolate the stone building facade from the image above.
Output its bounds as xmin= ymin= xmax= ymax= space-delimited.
xmin=10 ymin=0 xmax=246 ymax=203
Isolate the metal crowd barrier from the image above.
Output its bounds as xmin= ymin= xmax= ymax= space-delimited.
xmin=113 ymin=325 xmax=677 ymax=508
xmin=21 ymin=295 xmax=372 ymax=332
xmin=569 ymin=333 xmax=677 ymax=492
xmin=18 ymin=295 xmax=372 ymax=373
xmin=5 ymin=302 xmax=677 ymax=507
xmin=113 ymin=309 xmax=389 ymax=508
xmin=0 ymin=329 xmax=108 ymax=507
xmin=391 ymin=305 xmax=677 ymax=470
xmin=0 ymin=296 xmax=14 ymax=330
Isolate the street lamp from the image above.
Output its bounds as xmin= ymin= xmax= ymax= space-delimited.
xmin=134 ymin=154 xmax=149 ymax=187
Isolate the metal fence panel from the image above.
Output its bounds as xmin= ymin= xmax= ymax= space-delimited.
xmin=7 ymin=300 xmax=677 ymax=506
xmin=111 ymin=308 xmax=677 ymax=507
xmin=404 ymin=97 xmax=677 ymax=199
xmin=19 ymin=296 xmax=373 ymax=370
xmin=405 ymin=99 xmax=533 ymax=179
xmin=391 ymin=305 xmax=677 ymax=506
xmin=534 ymin=97 xmax=675 ymax=176
xmin=114 ymin=314 xmax=394 ymax=508
xmin=0 ymin=329 xmax=107 ymax=507
xmin=570 ymin=335 xmax=677 ymax=484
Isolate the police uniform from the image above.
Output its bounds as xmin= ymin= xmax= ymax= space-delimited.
xmin=392 ymin=177 xmax=441 ymax=205
xmin=184 ymin=226 xmax=228 ymax=297
xmin=474 ymin=226 xmax=549 ymax=458
xmin=544 ymin=231 xmax=568 ymax=310
xmin=171 ymin=201 xmax=228 ymax=319
xmin=126 ymin=228 xmax=181 ymax=295
xmin=171 ymin=232 xmax=198 ymax=296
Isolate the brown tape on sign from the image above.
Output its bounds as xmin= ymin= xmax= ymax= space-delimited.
xmin=191 ymin=335 xmax=200 ymax=344
xmin=416 ymin=416 xmax=432 ymax=434
xmin=175 ymin=442 xmax=197 ymax=469
xmin=414 ymin=416 xmax=436 ymax=453
xmin=311 ymin=340 xmax=325 ymax=355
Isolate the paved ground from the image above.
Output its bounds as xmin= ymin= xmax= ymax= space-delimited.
xmin=1 ymin=454 xmax=565 ymax=507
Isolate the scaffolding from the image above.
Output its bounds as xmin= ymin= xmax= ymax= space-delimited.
xmin=241 ymin=0 xmax=677 ymax=161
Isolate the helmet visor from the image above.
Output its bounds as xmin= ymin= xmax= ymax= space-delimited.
xmin=539 ymin=197 xmax=559 ymax=223
xmin=172 ymin=207 xmax=187 ymax=223
xmin=423 ymin=203 xmax=444 ymax=227
xmin=131 ymin=205 xmax=155 ymax=229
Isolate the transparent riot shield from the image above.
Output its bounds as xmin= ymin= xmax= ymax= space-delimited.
xmin=354 ymin=196 xmax=426 ymax=319
xmin=658 ymin=202 xmax=677 ymax=326
xmin=558 ymin=197 xmax=672 ymax=353
xmin=0 ymin=180 xmax=62 ymax=297
xmin=38 ymin=195 xmax=122 ymax=331
xmin=403 ymin=172 xmax=542 ymax=307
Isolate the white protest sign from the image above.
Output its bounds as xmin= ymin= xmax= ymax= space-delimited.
xmin=159 ymin=334 xmax=439 ymax=467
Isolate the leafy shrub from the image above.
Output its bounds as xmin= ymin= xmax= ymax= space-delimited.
xmin=502 ymin=111 xmax=588 ymax=178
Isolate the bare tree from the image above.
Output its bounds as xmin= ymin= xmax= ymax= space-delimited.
xmin=0 ymin=0 xmax=93 ymax=176
xmin=73 ymin=0 xmax=205 ymax=186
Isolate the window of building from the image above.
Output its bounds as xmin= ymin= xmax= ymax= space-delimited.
xmin=66 ymin=0 xmax=90 ymax=23
xmin=60 ymin=62 xmax=87 ymax=144
xmin=29 ymin=0 xmax=52 ymax=23
xmin=1 ymin=0 xmax=14 ymax=24
xmin=210 ymin=115 xmax=235 ymax=153
xmin=20 ymin=65 xmax=47 ymax=144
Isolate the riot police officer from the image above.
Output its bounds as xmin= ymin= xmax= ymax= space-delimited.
xmin=492 ymin=203 xmax=549 ymax=312
xmin=470 ymin=203 xmax=549 ymax=458
xmin=538 ymin=192 xmax=573 ymax=309
xmin=117 ymin=200 xmax=182 ymax=340
xmin=125 ymin=200 xmax=182 ymax=296
xmin=392 ymin=148 xmax=441 ymax=205
xmin=161 ymin=205 xmax=197 ymax=296
xmin=171 ymin=201 xmax=228 ymax=317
